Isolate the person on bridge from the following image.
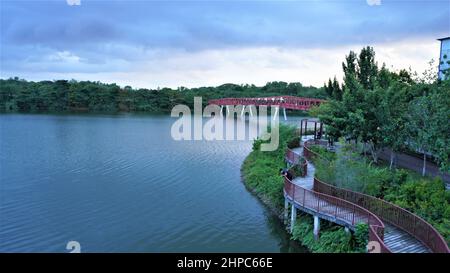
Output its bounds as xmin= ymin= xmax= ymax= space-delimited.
xmin=279 ymin=168 xmax=293 ymax=181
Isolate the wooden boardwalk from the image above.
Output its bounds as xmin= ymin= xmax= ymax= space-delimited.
xmin=384 ymin=224 xmax=430 ymax=253
xmin=286 ymin=140 xmax=432 ymax=253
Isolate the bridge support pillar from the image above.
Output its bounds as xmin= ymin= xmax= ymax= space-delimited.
xmin=345 ymin=227 xmax=350 ymax=233
xmin=220 ymin=105 xmax=223 ymax=116
xmin=273 ymin=106 xmax=279 ymax=121
xmin=284 ymin=199 xmax=289 ymax=225
xmin=290 ymin=204 xmax=297 ymax=233
xmin=226 ymin=105 xmax=230 ymax=116
xmin=283 ymin=107 xmax=287 ymax=121
xmin=313 ymin=215 xmax=320 ymax=240
xmin=240 ymin=106 xmax=245 ymax=117
xmin=249 ymin=105 xmax=253 ymax=116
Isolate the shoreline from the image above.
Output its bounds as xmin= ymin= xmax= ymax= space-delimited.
xmin=240 ymin=165 xmax=284 ymax=221
xmin=240 ymin=153 xmax=313 ymax=253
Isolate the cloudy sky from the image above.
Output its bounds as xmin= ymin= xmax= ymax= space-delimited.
xmin=0 ymin=0 xmax=449 ymax=88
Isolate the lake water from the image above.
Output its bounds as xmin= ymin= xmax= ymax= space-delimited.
xmin=0 ymin=113 xmax=308 ymax=253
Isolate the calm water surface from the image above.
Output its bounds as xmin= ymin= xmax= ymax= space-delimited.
xmin=0 ymin=114 xmax=307 ymax=252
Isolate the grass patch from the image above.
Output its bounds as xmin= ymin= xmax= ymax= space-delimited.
xmin=241 ymin=124 xmax=297 ymax=210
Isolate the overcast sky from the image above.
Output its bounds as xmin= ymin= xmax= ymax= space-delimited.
xmin=1 ymin=0 xmax=449 ymax=88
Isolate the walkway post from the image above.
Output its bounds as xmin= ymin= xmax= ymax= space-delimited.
xmin=299 ymin=120 xmax=303 ymax=140
xmin=313 ymin=215 xmax=320 ymax=240
xmin=290 ymin=204 xmax=297 ymax=233
xmin=304 ymin=120 xmax=308 ymax=137
xmin=314 ymin=122 xmax=317 ymax=140
xmin=319 ymin=122 xmax=323 ymax=139
xmin=284 ymin=199 xmax=289 ymax=225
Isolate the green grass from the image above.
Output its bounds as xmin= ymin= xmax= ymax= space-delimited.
xmin=242 ymin=124 xmax=297 ymax=210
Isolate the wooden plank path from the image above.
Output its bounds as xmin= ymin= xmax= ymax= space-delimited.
xmin=286 ymin=141 xmax=432 ymax=253
xmin=384 ymin=224 xmax=430 ymax=253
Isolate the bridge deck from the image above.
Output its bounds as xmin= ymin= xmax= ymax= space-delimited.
xmin=384 ymin=224 xmax=430 ymax=253
xmin=209 ymin=96 xmax=325 ymax=111
xmin=288 ymin=141 xmax=430 ymax=253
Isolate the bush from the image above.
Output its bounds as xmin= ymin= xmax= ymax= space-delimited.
xmin=291 ymin=214 xmax=355 ymax=253
xmin=287 ymin=136 xmax=301 ymax=149
xmin=309 ymin=145 xmax=336 ymax=162
xmin=384 ymin=177 xmax=450 ymax=244
xmin=353 ymin=223 xmax=369 ymax=252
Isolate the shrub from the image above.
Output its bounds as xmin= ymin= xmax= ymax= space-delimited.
xmin=287 ymin=136 xmax=300 ymax=149
xmin=353 ymin=223 xmax=369 ymax=253
xmin=291 ymin=214 xmax=354 ymax=253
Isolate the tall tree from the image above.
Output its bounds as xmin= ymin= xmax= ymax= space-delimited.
xmin=332 ymin=76 xmax=343 ymax=100
xmin=342 ymin=51 xmax=359 ymax=93
xmin=357 ymin=46 xmax=378 ymax=90
xmin=407 ymin=93 xmax=437 ymax=176
xmin=324 ymin=78 xmax=333 ymax=98
xmin=378 ymin=82 xmax=409 ymax=168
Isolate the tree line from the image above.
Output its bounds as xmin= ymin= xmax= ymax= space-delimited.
xmin=0 ymin=79 xmax=326 ymax=114
xmin=315 ymin=46 xmax=449 ymax=175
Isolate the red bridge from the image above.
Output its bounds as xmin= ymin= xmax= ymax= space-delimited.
xmin=208 ymin=96 xmax=325 ymax=111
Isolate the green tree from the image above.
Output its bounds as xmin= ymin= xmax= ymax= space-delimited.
xmin=407 ymin=94 xmax=438 ymax=176
xmin=378 ymin=82 xmax=410 ymax=169
xmin=357 ymin=46 xmax=378 ymax=90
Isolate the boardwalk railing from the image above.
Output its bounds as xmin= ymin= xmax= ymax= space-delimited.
xmin=285 ymin=147 xmax=307 ymax=177
xmin=303 ymin=139 xmax=450 ymax=253
xmin=283 ymin=174 xmax=389 ymax=253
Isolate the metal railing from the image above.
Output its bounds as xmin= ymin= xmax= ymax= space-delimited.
xmin=283 ymin=175 xmax=389 ymax=253
xmin=208 ymin=96 xmax=325 ymax=111
xmin=303 ymin=139 xmax=450 ymax=253
xmin=286 ymin=147 xmax=307 ymax=177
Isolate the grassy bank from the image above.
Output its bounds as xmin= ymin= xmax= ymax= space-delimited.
xmin=241 ymin=125 xmax=296 ymax=214
xmin=241 ymin=125 xmax=367 ymax=252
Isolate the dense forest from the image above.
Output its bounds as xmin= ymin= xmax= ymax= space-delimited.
xmin=0 ymin=79 xmax=326 ymax=114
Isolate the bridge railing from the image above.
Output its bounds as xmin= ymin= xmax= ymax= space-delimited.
xmin=313 ymin=178 xmax=449 ymax=253
xmin=283 ymin=175 xmax=389 ymax=253
xmin=304 ymin=140 xmax=450 ymax=253
xmin=208 ymin=96 xmax=324 ymax=110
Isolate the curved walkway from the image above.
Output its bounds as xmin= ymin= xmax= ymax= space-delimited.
xmin=283 ymin=137 xmax=449 ymax=253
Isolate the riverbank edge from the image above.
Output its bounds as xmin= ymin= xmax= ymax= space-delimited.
xmin=239 ymin=152 xmax=307 ymax=250
xmin=239 ymin=164 xmax=284 ymax=220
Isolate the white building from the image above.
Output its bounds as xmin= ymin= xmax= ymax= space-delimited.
xmin=438 ymin=37 xmax=450 ymax=80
